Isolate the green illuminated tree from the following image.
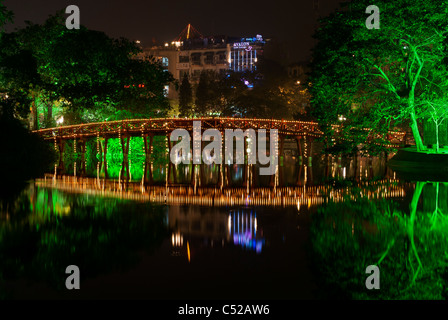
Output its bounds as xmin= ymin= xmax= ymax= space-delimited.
xmin=14 ymin=15 xmax=68 ymax=129
xmin=1 ymin=12 xmax=174 ymax=128
xmin=44 ymin=26 xmax=173 ymax=120
xmin=310 ymin=0 xmax=448 ymax=152
xmin=0 ymin=0 xmax=12 ymax=33
xmin=422 ymin=99 xmax=448 ymax=152
xmin=0 ymin=32 xmax=41 ymax=121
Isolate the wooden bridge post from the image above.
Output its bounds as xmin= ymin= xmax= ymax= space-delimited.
xmin=102 ymin=137 xmax=109 ymax=180
xmin=102 ymin=137 xmax=108 ymax=164
xmin=167 ymin=133 xmax=177 ymax=185
xmin=79 ymin=139 xmax=86 ymax=177
xmin=216 ymin=131 xmax=223 ymax=188
xmin=219 ymin=130 xmax=229 ymax=188
xmin=279 ymin=135 xmax=285 ymax=164
xmin=143 ymin=134 xmax=154 ymax=185
xmin=120 ymin=135 xmax=130 ymax=183
xmin=121 ymin=135 xmax=130 ymax=163
xmin=57 ymin=139 xmax=65 ymax=175
xmin=143 ymin=134 xmax=154 ymax=163
xmin=243 ymin=136 xmax=248 ymax=188
xmin=269 ymin=133 xmax=275 ymax=188
xmin=217 ymin=162 xmax=224 ymax=189
xmin=167 ymin=138 xmax=172 ymax=185
xmin=251 ymin=163 xmax=258 ymax=188
xmin=226 ymin=163 xmax=232 ymax=187
xmin=96 ymin=135 xmax=103 ymax=177
xmin=295 ymin=136 xmax=303 ymax=164
xmin=269 ymin=133 xmax=284 ymax=188
xmin=198 ymin=134 xmax=204 ymax=188
xmin=307 ymin=136 xmax=313 ymax=167
xmin=278 ymin=135 xmax=285 ymax=187
xmin=191 ymin=164 xmax=196 ymax=186
xmin=189 ymin=137 xmax=195 ymax=186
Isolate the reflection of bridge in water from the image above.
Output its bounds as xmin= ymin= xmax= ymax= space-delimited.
xmin=36 ymin=174 xmax=407 ymax=208
xmin=35 ymin=174 xmax=409 ymax=260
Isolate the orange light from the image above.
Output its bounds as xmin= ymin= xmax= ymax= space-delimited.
xmin=187 ymin=241 xmax=191 ymax=263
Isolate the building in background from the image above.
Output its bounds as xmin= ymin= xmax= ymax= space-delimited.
xmin=229 ymin=35 xmax=264 ymax=73
xmin=287 ymin=62 xmax=310 ymax=82
xmin=137 ymin=24 xmax=266 ymax=101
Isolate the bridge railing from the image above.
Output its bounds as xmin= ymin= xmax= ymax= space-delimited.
xmin=33 ymin=117 xmax=324 ymax=140
xmin=33 ymin=117 xmax=406 ymax=148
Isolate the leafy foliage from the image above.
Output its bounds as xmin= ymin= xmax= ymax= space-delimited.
xmin=0 ymin=0 xmax=12 ymax=32
xmin=0 ymin=12 xmax=174 ymax=129
xmin=193 ymin=60 xmax=310 ymax=119
xmin=0 ymin=113 xmax=56 ymax=198
xmin=309 ymin=0 xmax=448 ymax=152
xmin=179 ymin=73 xmax=193 ymax=117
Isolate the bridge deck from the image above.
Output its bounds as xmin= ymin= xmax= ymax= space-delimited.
xmin=33 ymin=117 xmax=324 ymax=140
xmin=33 ymin=117 xmax=406 ymax=147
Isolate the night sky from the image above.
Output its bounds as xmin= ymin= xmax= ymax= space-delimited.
xmin=4 ymin=0 xmax=346 ymax=64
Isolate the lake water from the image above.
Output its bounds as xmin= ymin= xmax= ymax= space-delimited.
xmin=1 ymin=141 xmax=447 ymax=300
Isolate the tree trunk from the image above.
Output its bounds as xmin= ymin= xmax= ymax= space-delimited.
xmin=409 ymin=110 xmax=424 ymax=152
xmin=30 ymin=94 xmax=39 ymax=131
xmin=45 ymin=102 xmax=53 ymax=128
xmin=435 ymin=120 xmax=440 ymax=153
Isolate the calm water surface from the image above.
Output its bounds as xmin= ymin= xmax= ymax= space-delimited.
xmin=1 ymin=142 xmax=447 ymax=300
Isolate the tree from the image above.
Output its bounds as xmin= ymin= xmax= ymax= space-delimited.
xmin=1 ymin=13 xmax=174 ymax=128
xmin=46 ymin=26 xmax=173 ymax=119
xmin=422 ymin=99 xmax=448 ymax=152
xmin=221 ymin=60 xmax=303 ymax=119
xmin=309 ymin=0 xmax=448 ymax=152
xmin=0 ymin=32 xmax=41 ymax=122
xmin=179 ymin=73 xmax=193 ymax=117
xmin=0 ymin=3 xmax=55 ymax=191
xmin=0 ymin=0 xmax=12 ymax=33
xmin=195 ymin=71 xmax=211 ymax=116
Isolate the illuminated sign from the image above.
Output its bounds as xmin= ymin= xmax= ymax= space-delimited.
xmin=233 ymin=42 xmax=250 ymax=49
xmin=239 ymin=35 xmax=264 ymax=43
xmin=233 ymin=42 xmax=253 ymax=52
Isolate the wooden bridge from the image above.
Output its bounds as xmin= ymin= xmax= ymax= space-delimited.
xmin=33 ymin=117 xmax=406 ymax=183
xmin=34 ymin=117 xmax=326 ymax=140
